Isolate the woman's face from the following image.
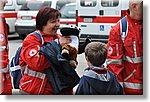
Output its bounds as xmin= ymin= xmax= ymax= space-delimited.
xmin=43 ymin=17 xmax=60 ymax=36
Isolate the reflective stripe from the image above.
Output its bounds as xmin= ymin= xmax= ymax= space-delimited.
xmin=24 ymin=68 xmax=46 ymax=79
xmin=20 ymin=80 xmax=32 ymax=88
xmin=133 ymin=41 xmax=137 ymax=57
xmin=119 ymin=82 xmax=123 ymax=87
xmin=106 ymin=59 xmax=123 ymax=65
xmin=20 ymin=90 xmax=29 ymax=95
xmin=106 ymin=56 xmax=142 ymax=65
xmin=116 ymin=44 xmax=119 ymax=56
xmin=23 ymin=68 xmax=46 ymax=94
xmin=38 ymin=77 xmax=45 ymax=95
xmin=124 ymin=69 xmax=136 ymax=81
xmin=123 ymin=82 xmax=143 ymax=89
xmin=0 ymin=44 xmax=9 ymax=51
xmin=124 ymin=56 xmax=143 ymax=63
xmin=10 ymin=65 xmax=21 ymax=71
xmin=0 ymin=66 xmax=8 ymax=73
xmin=0 ymin=45 xmax=6 ymax=51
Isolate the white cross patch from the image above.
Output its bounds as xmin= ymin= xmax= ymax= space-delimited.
xmin=0 ymin=34 xmax=4 ymax=42
xmin=108 ymin=46 xmax=113 ymax=55
xmin=29 ymin=49 xmax=37 ymax=56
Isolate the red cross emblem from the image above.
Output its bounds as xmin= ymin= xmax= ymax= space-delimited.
xmin=29 ymin=49 xmax=37 ymax=56
xmin=108 ymin=46 xmax=113 ymax=55
xmin=0 ymin=34 xmax=4 ymax=42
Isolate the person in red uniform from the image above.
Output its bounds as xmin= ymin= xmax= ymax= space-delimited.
xmin=0 ymin=0 xmax=12 ymax=95
xmin=106 ymin=0 xmax=143 ymax=95
xmin=19 ymin=7 xmax=72 ymax=95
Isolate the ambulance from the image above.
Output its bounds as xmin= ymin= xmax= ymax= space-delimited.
xmin=1 ymin=0 xmax=25 ymax=34
xmin=76 ymin=0 xmax=129 ymax=42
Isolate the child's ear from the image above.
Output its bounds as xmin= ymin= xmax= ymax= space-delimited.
xmin=85 ymin=56 xmax=92 ymax=66
xmin=85 ymin=56 xmax=89 ymax=62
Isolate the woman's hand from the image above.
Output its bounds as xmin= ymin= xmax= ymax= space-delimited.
xmin=59 ymin=36 xmax=72 ymax=46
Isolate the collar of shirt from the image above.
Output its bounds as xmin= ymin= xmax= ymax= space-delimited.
xmin=127 ymin=14 xmax=143 ymax=25
xmin=84 ymin=65 xmax=107 ymax=74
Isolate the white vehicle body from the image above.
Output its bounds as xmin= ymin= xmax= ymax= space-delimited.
xmin=57 ymin=2 xmax=76 ymax=34
xmin=76 ymin=0 xmax=129 ymax=42
xmin=2 ymin=0 xmax=17 ymax=33
xmin=2 ymin=0 xmax=25 ymax=33
xmin=15 ymin=0 xmax=76 ymax=40
xmin=59 ymin=3 xmax=76 ymax=28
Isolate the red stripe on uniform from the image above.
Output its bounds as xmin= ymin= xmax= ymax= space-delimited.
xmin=78 ymin=16 xmax=121 ymax=23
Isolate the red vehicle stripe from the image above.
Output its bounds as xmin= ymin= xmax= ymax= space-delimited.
xmin=32 ymin=16 xmax=36 ymax=19
xmin=78 ymin=16 xmax=121 ymax=23
xmin=0 ymin=12 xmax=17 ymax=18
xmin=31 ymin=17 xmax=76 ymax=25
xmin=60 ymin=21 xmax=76 ymax=24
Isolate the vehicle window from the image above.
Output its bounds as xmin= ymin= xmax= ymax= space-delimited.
xmin=17 ymin=0 xmax=26 ymax=5
xmin=5 ymin=0 xmax=13 ymax=6
xmin=80 ymin=0 xmax=97 ymax=7
xmin=101 ymin=0 xmax=119 ymax=7
xmin=20 ymin=1 xmax=52 ymax=11
xmin=56 ymin=0 xmax=76 ymax=10
xmin=60 ymin=4 xmax=76 ymax=18
xmin=4 ymin=0 xmax=13 ymax=11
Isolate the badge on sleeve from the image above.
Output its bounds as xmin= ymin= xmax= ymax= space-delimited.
xmin=29 ymin=49 xmax=37 ymax=56
xmin=108 ymin=46 xmax=113 ymax=55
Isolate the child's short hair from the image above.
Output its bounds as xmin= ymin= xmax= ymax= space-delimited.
xmin=85 ymin=42 xmax=107 ymax=67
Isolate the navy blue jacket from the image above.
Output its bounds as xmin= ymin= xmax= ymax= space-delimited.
xmin=40 ymin=40 xmax=80 ymax=94
xmin=75 ymin=66 xmax=124 ymax=95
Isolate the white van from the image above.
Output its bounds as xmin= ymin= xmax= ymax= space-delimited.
xmin=15 ymin=0 xmax=76 ymax=40
xmin=59 ymin=3 xmax=76 ymax=28
xmin=2 ymin=0 xmax=17 ymax=34
xmin=57 ymin=2 xmax=76 ymax=34
xmin=1 ymin=0 xmax=26 ymax=34
xmin=76 ymin=0 xmax=129 ymax=42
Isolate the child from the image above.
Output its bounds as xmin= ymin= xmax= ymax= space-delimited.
xmin=60 ymin=25 xmax=80 ymax=69
xmin=75 ymin=42 xmax=123 ymax=95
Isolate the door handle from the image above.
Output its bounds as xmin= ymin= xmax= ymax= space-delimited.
xmin=99 ymin=10 xmax=104 ymax=15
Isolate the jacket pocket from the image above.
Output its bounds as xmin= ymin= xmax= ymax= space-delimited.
xmin=124 ymin=38 xmax=134 ymax=57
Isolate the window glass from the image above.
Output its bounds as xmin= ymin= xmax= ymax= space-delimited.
xmin=5 ymin=0 xmax=13 ymax=6
xmin=80 ymin=0 xmax=97 ymax=7
xmin=20 ymin=1 xmax=52 ymax=11
xmin=17 ymin=0 xmax=26 ymax=5
xmin=101 ymin=0 xmax=119 ymax=7
xmin=56 ymin=0 xmax=76 ymax=10
xmin=60 ymin=3 xmax=76 ymax=18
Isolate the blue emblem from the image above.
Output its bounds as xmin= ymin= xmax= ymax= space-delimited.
xmin=100 ymin=25 xmax=104 ymax=31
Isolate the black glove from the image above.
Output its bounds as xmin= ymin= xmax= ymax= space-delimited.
xmin=78 ymin=36 xmax=91 ymax=54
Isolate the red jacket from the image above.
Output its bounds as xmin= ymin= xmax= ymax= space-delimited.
xmin=0 ymin=15 xmax=12 ymax=95
xmin=106 ymin=15 xmax=143 ymax=95
xmin=19 ymin=30 xmax=72 ymax=95
xmin=0 ymin=16 xmax=9 ymax=70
